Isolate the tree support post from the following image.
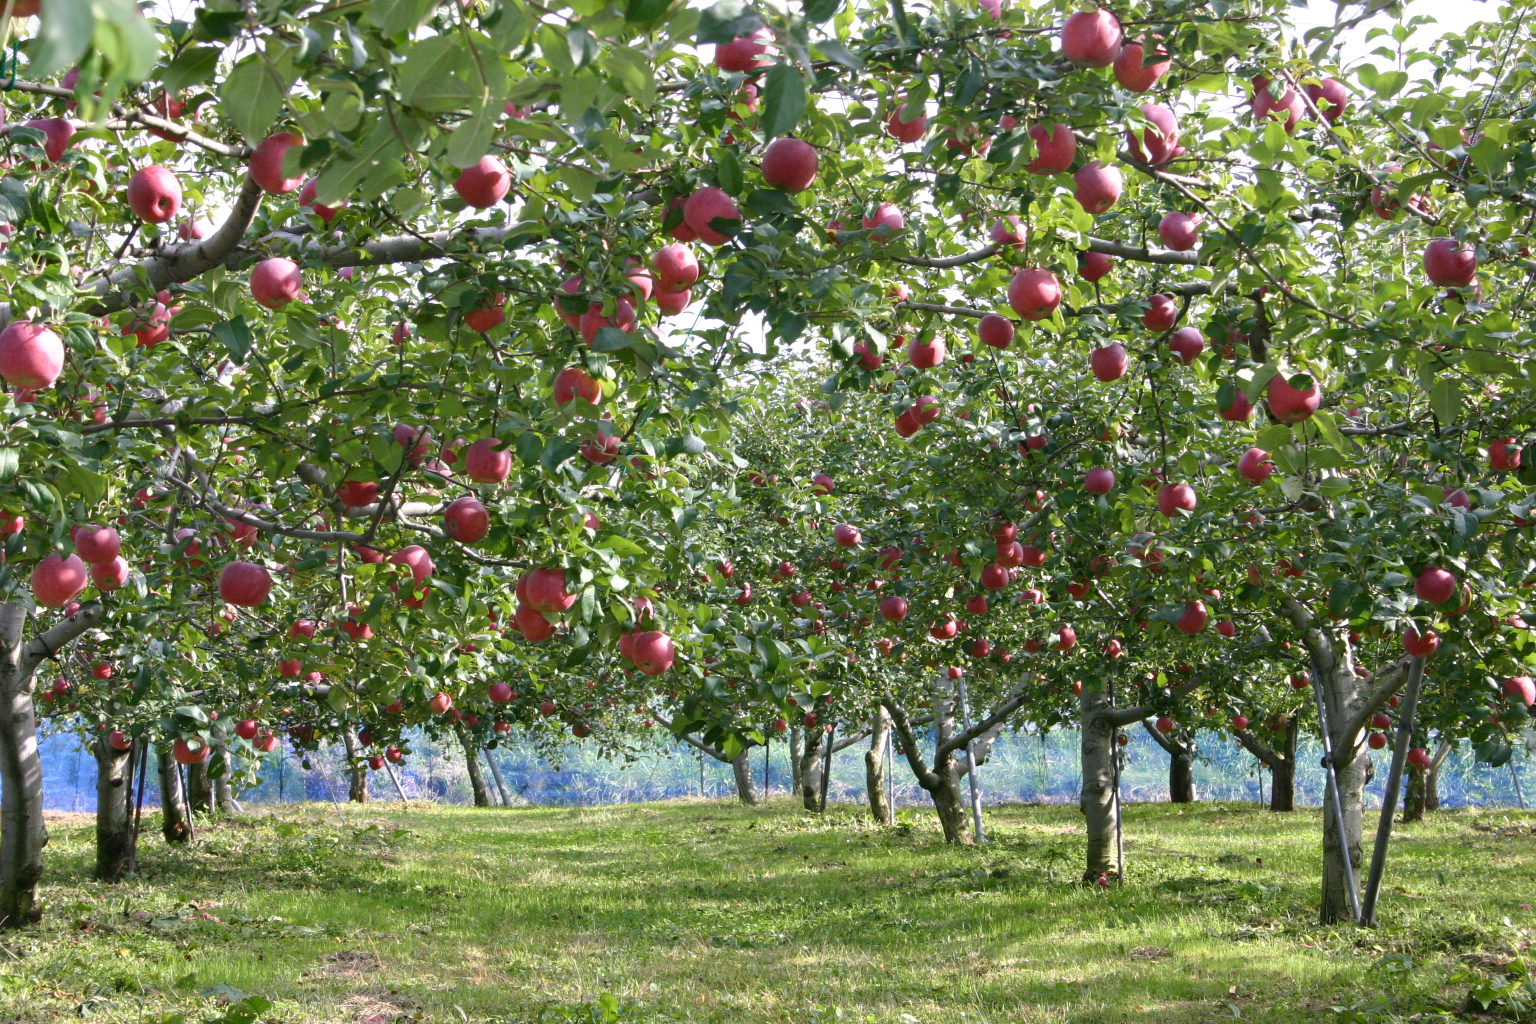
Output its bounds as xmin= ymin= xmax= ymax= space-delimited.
xmin=1309 ymin=654 xmax=1362 ymax=924
xmin=956 ymin=675 xmax=985 ymax=843
xmin=383 ymin=761 xmax=409 ymax=806
xmin=1361 ymin=655 xmax=1425 ymax=926
xmin=818 ymin=722 xmax=835 ymax=812
xmin=484 ymin=747 xmax=512 ymax=806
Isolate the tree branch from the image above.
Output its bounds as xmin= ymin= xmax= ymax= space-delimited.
xmin=881 ymin=696 xmax=940 ymax=789
xmin=21 ymin=602 xmax=107 ymax=678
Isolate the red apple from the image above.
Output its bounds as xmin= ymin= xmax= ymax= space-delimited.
xmin=1156 ymin=482 xmax=1197 ymax=517
xmin=1126 ymin=103 xmax=1179 ymax=165
xmin=981 ymin=564 xmax=1010 ymax=590
xmin=1084 ymin=467 xmax=1115 ymax=494
xmin=1056 ymin=626 xmax=1078 ymax=651
xmin=1252 ymin=77 xmax=1304 ymax=132
xmin=761 ymin=137 xmax=818 ymax=192
xmin=1176 ymin=600 xmax=1208 ymax=634
xmin=652 ymin=243 xmax=700 ymax=292
xmin=1060 ymin=8 xmax=1122 ymax=67
xmin=465 ymin=294 xmax=507 ymax=333
xmin=1267 ymin=372 xmax=1320 ymax=423
xmin=178 ymin=217 xmax=212 ymax=240
xmin=657 ymin=289 xmax=691 ymax=316
xmin=966 ymin=595 xmax=989 ymax=615
xmin=878 ymin=595 xmax=908 ymax=622
xmin=464 ymin=438 xmax=512 ymax=483
xmin=298 ymin=178 xmax=343 ymax=224
xmin=25 ymin=118 xmax=76 ymax=163
xmin=989 ymin=216 xmax=1026 ymax=249
xmin=1414 ymin=567 xmax=1457 ymax=604
xmin=715 ymin=30 xmax=771 ymax=72
xmin=1167 ymin=327 xmax=1204 ymax=364
xmin=126 ymin=166 xmax=182 ymax=224
xmin=1423 ymin=238 xmax=1476 ymax=287
xmin=516 ymin=603 xmax=556 ymax=642
xmin=1238 ymin=447 xmax=1273 ymax=485
xmin=861 ymin=203 xmax=905 ymax=241
xmin=1079 ymin=250 xmax=1113 ymax=281
xmin=553 ymin=366 xmax=601 ymax=406
xmin=249 ymin=132 xmax=303 ymax=194
xmin=219 ymin=560 xmax=272 ymax=606
xmin=524 ymin=568 xmax=576 ymax=612
xmin=1231 ymin=715 xmax=1249 ymax=731
xmin=1142 ymin=294 xmax=1177 ymax=331
xmin=429 ymin=692 xmax=453 ymax=714
xmin=1114 ymin=40 xmax=1169 ymax=91
xmin=886 ymin=104 xmax=927 ymax=143
xmin=682 ymin=187 xmax=742 ymax=246
xmin=1219 ymin=388 xmax=1253 ymax=422
xmin=1157 ymin=211 xmax=1202 ymax=251
xmin=579 ymin=297 xmax=636 ymax=343
xmin=250 ymin=257 xmax=302 ymax=309
xmin=1008 ymin=268 xmax=1062 ymax=321
xmin=173 ymin=737 xmax=210 ymax=765
xmin=1490 ymin=439 xmax=1522 ymax=472
xmin=834 ymin=524 xmax=862 ymax=547
xmin=1304 ymin=78 xmax=1348 ymax=121
xmin=1073 ymin=161 xmax=1122 ymax=214
xmin=632 ymin=631 xmax=676 ymax=675
xmin=0 ymin=320 xmax=64 ymax=390
xmin=1089 ymin=342 xmax=1128 ymax=381
xmin=454 ymin=155 xmax=511 ymax=208
xmin=1024 ymin=123 xmax=1076 ymax=174
xmin=907 ymin=336 xmax=945 ymax=369
xmin=978 ymin=314 xmax=1015 ymax=349
xmin=444 ymin=496 xmax=489 ymax=544
xmin=1503 ymin=675 xmax=1535 ymax=707
xmin=90 ymin=556 xmax=130 ymax=591
xmin=336 ymin=480 xmax=379 ymax=508
xmin=391 ymin=545 xmax=434 ymax=586
xmin=32 ymin=553 xmax=87 ymax=607
xmin=74 ymin=525 xmax=120 ymax=565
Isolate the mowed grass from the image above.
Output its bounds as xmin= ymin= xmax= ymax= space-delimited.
xmin=3 ymin=798 xmax=1534 ymax=1024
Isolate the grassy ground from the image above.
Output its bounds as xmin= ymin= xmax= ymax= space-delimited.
xmin=2 ymin=799 xmax=1533 ymax=1024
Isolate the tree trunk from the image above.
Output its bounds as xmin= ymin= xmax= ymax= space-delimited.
xmin=186 ymin=757 xmax=212 ymax=814
xmin=158 ymin=748 xmax=192 ymax=844
xmin=1425 ymin=740 xmax=1451 ymax=812
xmin=1402 ymin=765 xmax=1426 ymax=823
xmin=341 ymin=729 xmax=367 ymax=803
xmin=927 ymin=759 xmax=971 ymax=843
xmin=789 ymin=726 xmax=803 ymax=795
xmin=94 ymin=735 xmax=136 ymax=882
xmin=799 ymin=726 xmax=825 ymax=811
xmin=1320 ymin=741 xmax=1369 ymax=924
xmin=1272 ymin=715 xmax=1299 ymax=811
xmin=1169 ymin=750 xmax=1196 ymax=803
xmin=1079 ymin=689 xmax=1122 ymax=883
xmin=730 ymin=752 xmax=758 ymax=805
xmin=212 ymin=744 xmax=237 ymax=814
xmin=457 ymin=725 xmax=491 ymax=807
xmin=865 ymin=708 xmax=892 ymax=824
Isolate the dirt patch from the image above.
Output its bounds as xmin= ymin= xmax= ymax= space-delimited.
xmin=1129 ymin=946 xmax=1172 ymax=962
xmin=327 ymin=987 xmax=413 ymax=1024
xmin=42 ymin=812 xmax=94 ymax=826
xmin=320 ymin=950 xmax=382 ymax=978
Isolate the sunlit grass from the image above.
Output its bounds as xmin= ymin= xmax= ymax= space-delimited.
xmin=3 ymin=798 xmax=1532 ymax=1023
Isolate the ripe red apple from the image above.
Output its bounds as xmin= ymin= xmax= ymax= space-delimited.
xmin=833 ymin=524 xmax=862 ymax=547
xmin=298 ymin=178 xmax=343 ymax=224
xmin=579 ymin=297 xmax=636 ymax=343
xmin=715 ymin=29 xmax=771 ymax=72
xmin=0 ymin=320 xmax=65 ymax=390
xmin=454 ymin=155 xmax=511 ymax=208
xmin=32 ymin=553 xmax=87 ymax=607
xmin=1176 ymin=600 xmax=1208 ymax=634
xmin=553 ymin=366 xmax=601 ymax=405
xmin=1414 ymin=567 xmax=1457 ymax=604
xmin=1490 ymin=439 xmax=1522 ymax=472
xmin=1156 ymin=483 xmax=1197 ymax=517
xmin=886 ymin=104 xmax=927 ymax=143
xmin=92 ymin=662 xmax=112 ymax=679
xmin=1252 ymin=77 xmax=1304 ymax=132
xmin=219 ymin=560 xmax=272 ymax=607
xmin=74 ymin=525 xmax=121 ymax=565
xmin=989 ymin=216 xmax=1026 ymax=249
xmin=1503 ymin=675 xmax=1535 ymax=707
xmin=524 ymin=568 xmax=576 ymax=612
xmin=761 ymin=137 xmax=819 ymax=192
xmin=126 ymin=165 xmax=182 ymax=224
xmin=1008 ymin=268 xmax=1062 ymax=321
xmin=632 ymin=631 xmax=676 ymax=675
xmin=878 ymin=595 xmax=909 ymax=622
xmin=1024 ymin=123 xmax=1076 ymax=174
xmin=1155 ymin=716 xmax=1173 ymax=734
xmin=657 ymin=288 xmax=692 ymax=316
xmin=1073 ymin=161 xmax=1123 ymax=214
xmin=978 ymin=314 xmax=1015 ymax=349
xmin=1141 ymin=294 xmax=1177 ymax=331
xmin=173 ymin=737 xmax=210 ymax=765
xmin=1056 ymin=626 xmax=1077 ymax=651
xmin=464 ymin=438 xmax=512 ymax=483
xmin=1114 ymin=40 xmax=1169 ymax=91
xmin=429 ymin=692 xmax=453 ymax=714
xmin=1267 ymin=372 xmax=1320 ymax=423
xmin=1443 ymin=488 xmax=1471 ymax=510
xmin=862 ymin=203 xmax=905 ymax=240
xmin=907 ymin=336 xmax=945 ymax=368
xmin=465 ymin=294 xmax=507 ymax=333
xmin=1089 ymin=342 xmax=1128 ymax=382
xmin=25 ymin=118 xmax=76 ymax=163
xmin=250 ymin=257 xmax=302 ymax=309
xmin=682 ymin=187 xmax=742 ymax=246
xmin=249 ymin=132 xmax=304 ymax=193
xmin=1423 ymin=238 xmax=1476 ymax=287
xmin=1406 ymin=747 xmax=1431 ymax=769
xmin=336 ymin=480 xmax=379 ymax=508
xmin=1304 ymin=78 xmax=1348 ymax=121
xmin=1219 ymin=388 xmax=1253 ymax=422
xmin=996 ymin=540 xmax=1024 ymax=568
xmin=1367 ymin=732 xmax=1387 ymax=750
xmin=90 ymin=556 xmax=130 ymax=591
xmin=1167 ymin=327 xmax=1204 ymax=364
xmin=516 ymin=602 xmax=556 ymax=642
xmin=289 ymin=620 xmax=316 ymax=639
xmin=278 ymin=658 xmax=302 ymax=678
xmin=652 ymin=243 xmax=700 ymax=293
xmin=1157 ymin=211 xmax=1202 ymax=251
xmin=981 ymin=564 xmax=1009 ymax=590
xmin=930 ymin=618 xmax=958 ymax=640
xmin=964 ymin=595 xmax=989 ymax=617
xmin=1084 ymin=467 xmax=1115 ymax=494
xmin=1231 ymin=715 xmax=1249 ymax=731
xmin=1126 ymin=103 xmax=1179 ymax=165
xmin=1078 ymin=251 xmax=1114 ymax=282
xmin=1238 ymin=447 xmax=1273 ymax=485
xmin=1060 ymin=8 xmax=1122 ymax=67
xmin=178 ymin=217 xmax=212 ymax=240
xmin=391 ymin=545 xmax=434 ymax=588
xmin=444 ymin=496 xmax=490 ymax=544
xmin=581 ymin=432 xmax=621 ymax=463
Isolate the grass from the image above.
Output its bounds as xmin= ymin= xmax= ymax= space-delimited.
xmin=3 ymin=799 xmax=1534 ymax=1024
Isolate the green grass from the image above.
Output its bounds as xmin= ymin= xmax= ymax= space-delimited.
xmin=4 ymin=799 xmax=1534 ymax=1023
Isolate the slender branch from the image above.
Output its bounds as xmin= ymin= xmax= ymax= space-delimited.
xmin=20 ymin=603 xmax=107 ymax=678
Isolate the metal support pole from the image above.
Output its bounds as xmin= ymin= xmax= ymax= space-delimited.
xmin=1361 ymin=656 xmax=1425 ymax=927
xmin=1512 ymin=758 xmax=1527 ymax=810
xmin=1108 ymin=678 xmax=1124 ymax=882
xmin=885 ymin=729 xmax=894 ymax=822
xmin=484 ymin=747 xmax=512 ymax=806
xmin=698 ymin=748 xmax=705 ymax=798
xmin=818 ymin=723 xmax=835 ymax=812
xmin=956 ymin=676 xmax=985 ymax=843
xmin=383 ymin=760 xmax=409 ymax=806
xmin=1309 ymin=653 xmax=1362 ymax=924
xmin=1256 ymin=756 xmax=1265 ymax=807
xmin=763 ymin=735 xmax=769 ymax=797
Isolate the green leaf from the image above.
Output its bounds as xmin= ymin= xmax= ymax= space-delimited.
xmin=162 ymin=45 xmax=221 ymax=93
xmin=446 ymin=99 xmax=500 ymax=169
xmin=369 ymin=0 xmax=441 ymax=38
xmin=398 ymin=36 xmax=477 ymax=112
xmin=811 ymin=38 xmax=862 ymax=70
xmin=1428 ymin=379 xmax=1460 ymax=425
xmin=0 ymin=448 xmax=18 ymax=482
xmin=1309 ymin=409 xmax=1350 ymax=453
xmin=759 ymin=62 xmax=807 ymax=140
xmin=590 ymin=327 xmax=633 ymax=352
xmin=567 ymin=25 xmax=601 ymax=71
xmin=696 ymin=0 xmax=762 ymax=45
xmin=803 ymin=0 xmax=840 ymax=22
xmin=624 ymin=0 xmax=671 ymax=23
xmin=212 ymin=317 xmax=253 ymax=365
xmin=515 ymin=432 xmax=543 ymax=466
xmin=220 ymin=55 xmax=290 ymax=145
xmin=32 ymin=0 xmax=95 ymax=77
xmin=541 ymin=437 xmax=580 ymax=470
xmin=170 ymin=306 xmax=225 ymax=329
xmin=716 ymin=147 xmax=744 ymax=195
xmin=1242 ymin=364 xmax=1278 ymax=402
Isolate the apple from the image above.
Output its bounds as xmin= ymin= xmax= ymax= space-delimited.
xmin=776 ymin=561 xmax=797 ymax=578
xmin=0 ymin=320 xmax=65 ymax=390
xmin=834 ymin=524 xmax=862 ymax=547
xmin=886 ymin=104 xmax=927 ymax=143
xmin=74 ymin=525 xmax=121 ymax=564
xmin=25 ymin=118 xmax=76 ymax=163
xmin=90 ymin=556 xmax=130 ymax=591
xmin=1167 ymin=327 xmax=1204 ymax=364
xmin=1021 ymin=588 xmax=1044 ymax=605
xmin=524 ymin=568 xmax=576 ymax=612
xmin=391 ymin=545 xmax=434 ymax=591
xmin=581 ymin=432 xmax=621 ymax=463
xmin=178 ymin=217 xmax=212 ymax=240
xmin=1114 ymin=40 xmax=1169 ymax=91
xmin=930 ymin=618 xmax=958 ymax=640
xmin=1024 ymin=123 xmax=1076 ymax=174
xmin=1155 ymin=716 xmax=1174 ymax=734
xmin=1219 ymin=388 xmax=1253 ymax=422
xmin=682 ymin=187 xmax=742 ymax=246
xmin=1089 ymin=342 xmax=1128 ymax=382
xmin=1252 ymin=76 xmax=1304 ymax=132
xmin=1084 ymin=467 xmax=1115 ymax=494
xmin=1231 ymin=715 xmax=1250 ymax=731
xmin=1371 ymin=713 xmax=1392 ymax=731
xmin=1414 ymin=567 xmax=1457 ymax=604
xmin=1060 ymin=8 xmax=1122 ymax=66
xmin=218 ymin=561 xmax=272 ymax=607
xmin=465 ymin=294 xmax=507 ymax=333
xmin=996 ymin=541 xmax=1024 ymax=568
xmin=1423 ymin=238 xmax=1477 ymax=287
xmin=1176 ymin=600 xmax=1208 ymax=634
xmin=981 ymin=564 xmax=1010 ymax=590
xmin=990 ymin=216 xmax=1026 ymax=249
xmin=657 ymin=289 xmax=691 ymax=316
xmin=464 ymin=437 xmax=512 ymax=483
xmin=173 ymin=738 xmax=211 ymax=765
xmin=978 ymin=314 xmax=1015 ymax=349
xmin=1142 ymin=294 xmax=1177 ymax=331
xmin=290 ymin=620 xmax=316 ymax=639
xmin=1267 ymin=372 xmax=1320 ymax=423
xmin=123 ymin=303 xmax=171 ymax=348
xmin=907 ymin=336 xmax=945 ymax=368
xmin=1126 ymin=103 xmax=1180 ymax=165
xmin=1156 ymin=482 xmax=1197 ymax=517
xmin=1443 ymin=488 xmax=1471 ymax=510
xmin=761 ymin=138 xmax=819 ymax=192
xmin=453 ymin=155 xmax=511 ymax=208
xmin=1073 ymin=162 xmax=1122 ymax=214
xmin=336 ymin=480 xmax=379 ymax=508
xmin=912 ymin=395 xmax=942 ymax=424
xmin=579 ymin=297 xmax=637 ymax=343
xmin=429 ymin=692 xmax=454 ymax=714
xmin=553 ymin=366 xmax=601 ymax=405
xmin=1304 ymin=78 xmax=1348 ymax=121
xmin=1021 ymin=544 xmax=1047 ymax=567
xmin=1056 ymin=626 xmax=1077 ymax=651
xmin=298 ymin=178 xmax=343 ymax=224
xmin=250 ymin=257 xmax=302 ymax=309
xmin=632 ymin=631 xmax=676 ymax=675
xmin=1406 ymin=747 xmax=1431 ymax=769
xmin=1008 ymin=268 xmax=1062 ymax=321
xmin=1367 ymin=732 xmax=1387 ymax=750
xmin=715 ymin=29 xmax=771 ymax=72
xmin=1503 ymin=676 xmax=1535 ymax=707
xmin=862 ymin=203 xmax=905 ymax=241
xmin=127 ymin=166 xmax=182 ymax=224
xmin=92 ymin=662 xmax=112 ymax=679
xmin=1157 ymin=212 xmax=1202 ymax=251
xmin=1079 ymin=251 xmax=1113 ymax=281
xmin=1490 ymin=439 xmax=1522 ymax=471
xmin=1237 ymin=447 xmax=1274 ymax=485
xmin=32 ymin=553 xmax=88 ymax=607
xmin=965 ymin=595 xmax=989 ymax=616
xmin=515 ymin=603 xmax=556 ymax=642
xmin=249 ymin=132 xmax=303 ymax=193
xmin=278 ymin=658 xmax=302 ymax=678
xmin=444 ymin=496 xmax=490 ymax=544
xmin=878 ymin=595 xmax=908 ymax=622
xmin=652 ymin=243 xmax=700 ymax=294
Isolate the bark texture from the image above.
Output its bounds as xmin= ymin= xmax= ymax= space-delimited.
xmin=212 ymin=744 xmax=237 ymax=814
xmin=342 ymin=730 xmax=368 ymax=803
xmin=730 ymin=752 xmax=758 ymax=806
xmin=157 ymin=749 xmax=192 ymax=844
xmin=799 ymin=726 xmax=825 ymax=811
xmin=788 ymin=727 xmax=803 ymax=795
xmin=1142 ymin=721 xmax=1197 ymax=803
xmin=1233 ymin=713 xmax=1300 ymax=812
xmin=186 ymin=758 xmax=212 ymax=814
xmin=1080 ymin=689 xmax=1123 ymax=881
xmin=1425 ymin=740 xmax=1451 ymax=812
xmin=865 ymin=708 xmax=893 ymax=824
xmin=457 ymin=725 xmax=492 ymax=807
xmin=94 ymin=736 xmax=136 ymax=882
